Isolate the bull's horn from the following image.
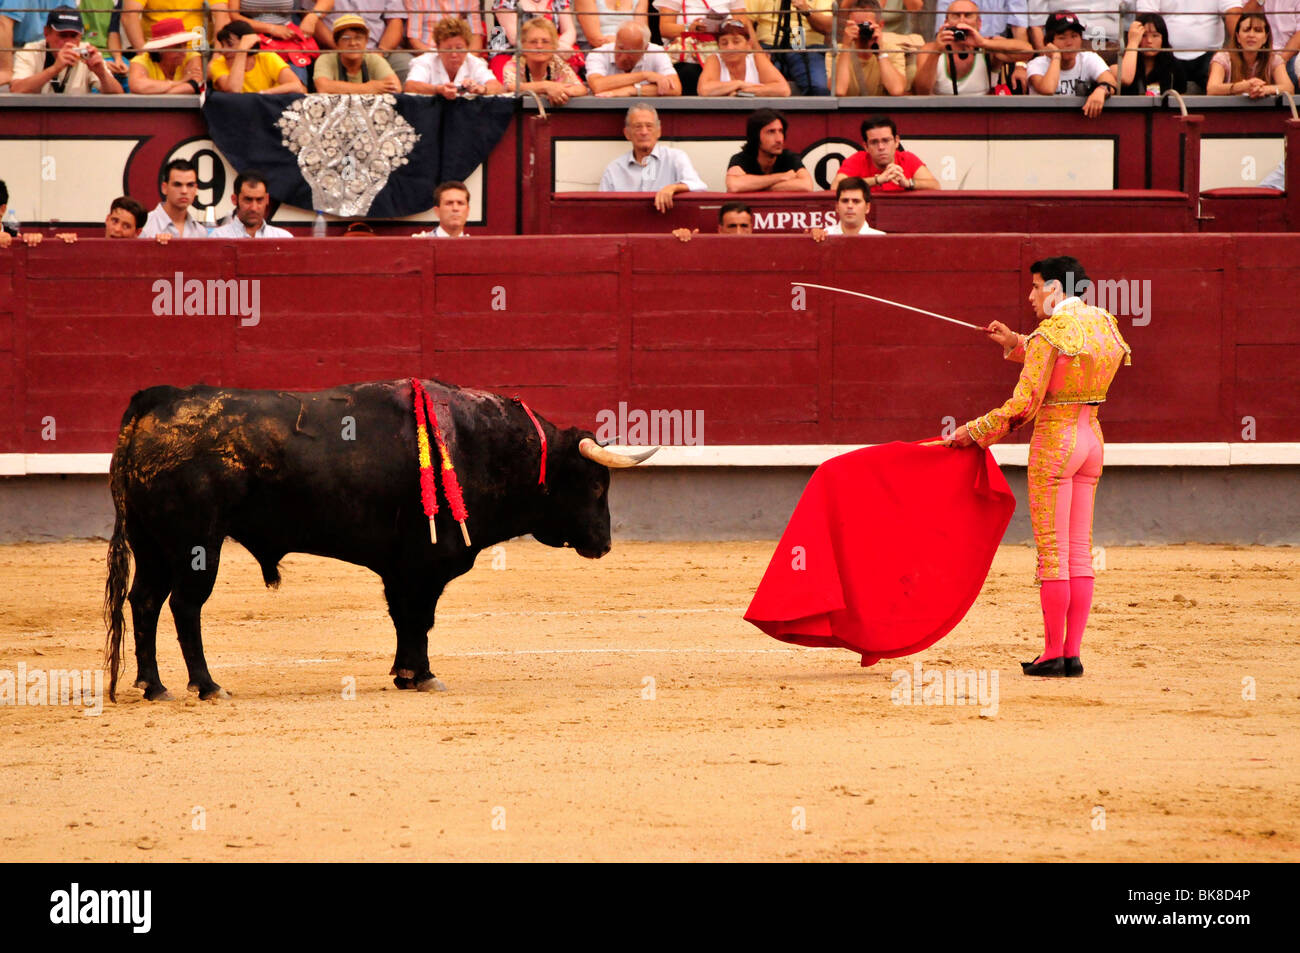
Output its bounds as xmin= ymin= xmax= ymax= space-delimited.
xmin=579 ymin=438 xmax=659 ymax=468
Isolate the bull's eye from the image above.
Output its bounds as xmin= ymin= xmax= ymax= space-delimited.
xmin=592 ymin=482 xmax=605 ymax=499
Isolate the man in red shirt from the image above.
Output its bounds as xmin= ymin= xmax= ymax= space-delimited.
xmin=831 ymin=115 xmax=941 ymax=194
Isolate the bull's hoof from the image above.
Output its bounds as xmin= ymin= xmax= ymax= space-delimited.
xmin=415 ymin=676 xmax=448 ymax=693
xmin=196 ymin=685 xmax=231 ymax=700
xmin=393 ymin=675 xmax=415 ymax=690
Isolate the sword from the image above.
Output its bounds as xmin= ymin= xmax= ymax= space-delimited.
xmin=791 ymin=282 xmax=985 ymax=332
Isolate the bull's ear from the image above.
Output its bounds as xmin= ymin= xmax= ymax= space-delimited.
xmin=578 ymin=438 xmax=658 ymax=468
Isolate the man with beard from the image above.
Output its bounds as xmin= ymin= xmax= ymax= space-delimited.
xmin=210 ymin=171 xmax=293 ymax=238
xmin=725 ymin=108 xmax=815 ymax=193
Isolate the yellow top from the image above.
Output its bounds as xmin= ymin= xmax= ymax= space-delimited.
xmin=130 ymin=50 xmax=199 ymax=81
xmin=965 ymin=298 xmax=1131 ymax=447
xmin=138 ymin=0 xmax=226 ymax=41
xmin=209 ymin=50 xmax=292 ymax=93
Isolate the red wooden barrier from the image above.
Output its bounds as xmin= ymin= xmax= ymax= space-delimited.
xmin=2 ymin=233 xmax=1297 ymax=455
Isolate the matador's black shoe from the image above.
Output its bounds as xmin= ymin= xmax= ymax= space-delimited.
xmin=1021 ymin=656 xmax=1067 ymax=677
xmin=1063 ymin=657 xmax=1084 ymax=677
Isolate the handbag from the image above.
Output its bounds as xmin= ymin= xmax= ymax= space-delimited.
xmin=258 ymin=23 xmax=321 ymax=69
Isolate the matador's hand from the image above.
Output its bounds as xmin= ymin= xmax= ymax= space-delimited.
xmin=945 ymin=424 xmax=974 ymax=448
xmin=985 ymin=320 xmax=1019 ymax=350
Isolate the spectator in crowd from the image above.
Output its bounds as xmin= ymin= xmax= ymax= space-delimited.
xmin=831 ymin=116 xmax=939 ymax=192
xmin=105 ymin=195 xmax=149 ymax=237
xmin=48 ymin=196 xmax=171 ymax=243
xmin=210 ymin=19 xmax=305 ymax=92
xmin=1136 ymin=0 xmax=1243 ymax=93
xmin=79 ymin=0 xmax=129 ymax=81
xmin=599 ymin=104 xmax=707 ymax=212
xmin=697 ymin=17 xmax=790 ymax=96
xmin=502 ymin=15 xmax=587 ymax=104
xmin=1270 ymin=0 xmax=1300 ymax=88
xmin=1259 ymin=158 xmax=1284 ymax=190
xmin=1207 ymin=5 xmax=1292 ymax=96
xmin=314 ymin=0 xmax=408 ymax=79
xmin=406 ymin=0 xmax=486 ymax=57
xmin=3 ymin=0 xmax=56 ymax=86
xmin=938 ymin=0 xmax=1028 ymax=43
xmin=1028 ymin=2 xmax=1119 ymax=60
xmin=489 ymin=0 xmax=579 ymax=81
xmin=10 ymin=6 xmax=125 ymax=93
xmin=315 ymin=13 xmax=402 ymax=92
xmin=126 ymin=16 xmax=202 ymax=93
xmin=576 ymin=0 xmax=648 ymax=50
xmin=586 ymin=20 xmax=681 ymax=96
xmin=811 ymin=176 xmax=886 ymax=239
xmin=0 ymin=179 xmax=42 ymax=248
xmin=1119 ymin=12 xmax=1186 ymax=95
xmin=879 ymin=0 xmax=925 ymax=35
xmin=655 ymin=0 xmax=750 ymax=94
xmin=913 ymin=0 xmax=1033 ymax=95
xmin=673 ymin=200 xmax=754 ymax=240
xmin=140 ymin=158 xmax=209 ymax=239
xmin=834 ymin=0 xmax=909 ymax=96
xmin=406 ymin=16 xmax=503 ymax=96
xmin=122 ymin=0 xmax=229 ymax=49
xmin=227 ymin=0 xmax=332 ymax=85
xmin=1025 ymin=10 xmax=1117 ymax=116
xmin=748 ymin=0 xmax=834 ymax=96
xmin=413 ymin=181 xmax=472 ymax=238
xmin=210 ymin=171 xmax=293 ymax=238
xmin=725 ymin=107 xmax=814 ymax=192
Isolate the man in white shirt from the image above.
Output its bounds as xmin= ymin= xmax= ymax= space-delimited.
xmin=210 ymin=172 xmax=294 ymax=239
xmin=599 ymin=105 xmax=708 ymax=213
xmin=140 ymin=158 xmax=209 ymax=239
xmin=414 ymin=181 xmax=471 ymax=238
xmin=811 ymin=177 xmax=887 ymax=239
xmin=1026 ymin=10 xmax=1117 ymax=116
xmin=586 ymin=22 xmax=682 ymax=98
xmin=1136 ymin=0 xmax=1243 ymax=91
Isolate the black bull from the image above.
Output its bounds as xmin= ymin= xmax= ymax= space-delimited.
xmin=103 ymin=380 xmax=654 ymax=701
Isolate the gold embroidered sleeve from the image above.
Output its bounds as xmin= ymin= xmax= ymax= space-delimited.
xmin=965 ymin=335 xmax=1057 ymax=448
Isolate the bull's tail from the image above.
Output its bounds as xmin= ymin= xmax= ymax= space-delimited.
xmin=103 ymin=386 xmax=177 ymax=702
xmin=103 ymin=423 xmax=134 ymax=703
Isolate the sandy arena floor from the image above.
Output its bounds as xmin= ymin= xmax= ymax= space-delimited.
xmin=0 ymin=539 xmax=1296 ymax=862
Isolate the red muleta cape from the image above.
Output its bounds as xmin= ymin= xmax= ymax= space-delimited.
xmin=744 ymin=442 xmax=1015 ymax=666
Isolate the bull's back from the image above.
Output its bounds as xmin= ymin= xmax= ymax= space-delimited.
xmin=115 ymin=383 xmax=420 ymax=558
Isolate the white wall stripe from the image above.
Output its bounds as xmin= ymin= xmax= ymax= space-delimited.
xmin=3 ymin=444 xmax=1298 ymax=475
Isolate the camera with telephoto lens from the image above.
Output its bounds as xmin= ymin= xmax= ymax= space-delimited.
xmin=951 ymin=28 xmax=968 ymax=42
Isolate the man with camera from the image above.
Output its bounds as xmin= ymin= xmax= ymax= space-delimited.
xmin=912 ymin=0 xmax=1032 ymax=95
xmin=10 ymin=6 xmax=124 ymax=94
xmin=833 ymin=0 xmax=915 ymax=96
